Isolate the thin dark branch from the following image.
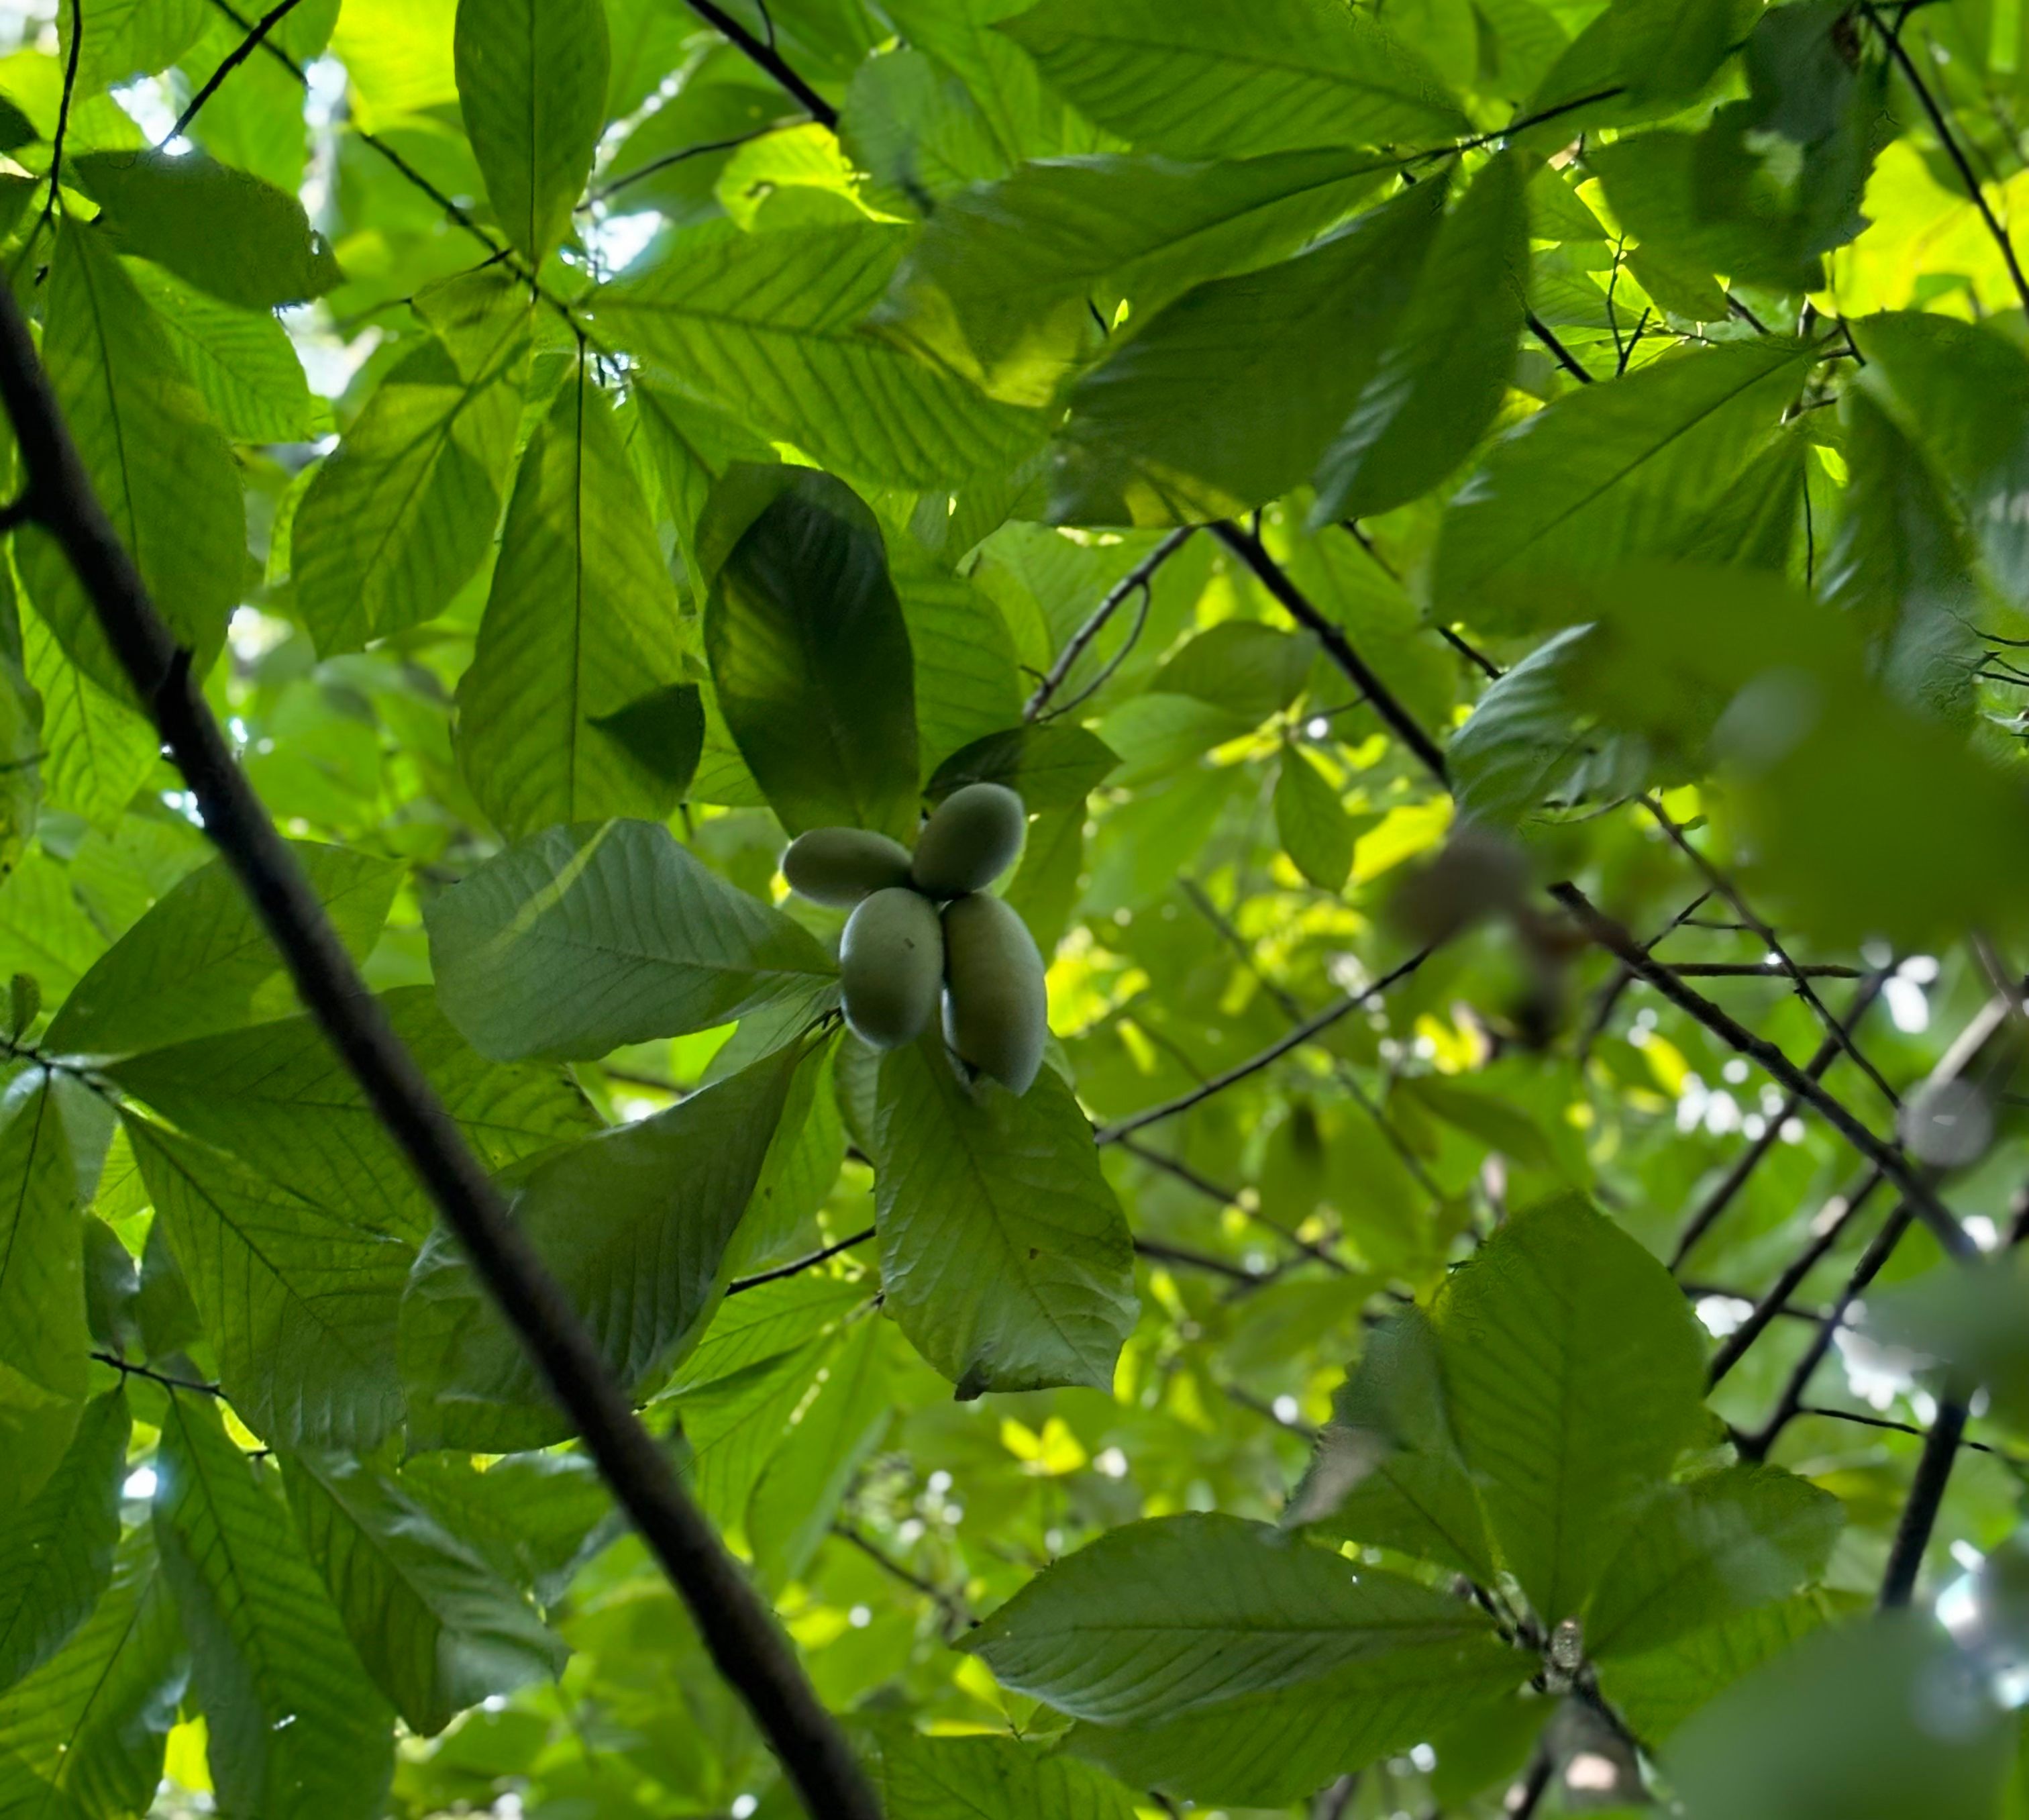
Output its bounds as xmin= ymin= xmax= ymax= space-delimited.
xmin=1880 ymin=1385 xmax=1971 ymax=1608
xmin=1118 ymin=1133 xmax=1354 ymax=1274
xmin=1037 ymin=578 xmax=1153 ymax=721
xmin=1526 ymin=311 xmax=1595 ymax=383
xmin=1657 ymin=962 xmax=1865 ymax=978
xmin=1219 ymin=1377 xmax=1318 ymax=1440
xmin=586 ymin=125 xmax=792 ymax=205
xmin=1863 ymin=1 xmax=2029 ymax=318
xmin=166 ymin=0 xmax=309 ymax=144
xmin=1211 ymin=521 xmax=1450 ymax=787
xmin=1726 ymin=293 xmax=1773 ymax=336
xmin=0 ymin=277 xmax=878 ymax=1820
xmin=1132 ymin=1235 xmax=1269 ymax=1286
xmin=93 ymin=1351 xmax=225 ymax=1397
xmin=1093 ymin=947 xmax=1435 ymax=1145
xmin=1800 ymin=1402 xmax=2028 ymax=1467
xmin=831 ymin=1522 xmax=970 ymax=1637
xmin=1552 ymin=883 xmax=1971 ymax=1260
xmin=680 ymin=0 xmax=837 ymax=128
xmin=727 ymin=1227 xmax=876 ymax=1295
xmin=1026 ymin=527 xmax=1194 ymax=720
xmin=28 ymin=0 xmax=83 ymax=262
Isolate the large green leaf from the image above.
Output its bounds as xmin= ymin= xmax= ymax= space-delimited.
xmin=877 ymin=1727 xmax=1139 ymax=1820
xmin=152 ymin=1393 xmax=394 ymax=1820
xmin=1051 ymin=183 xmax=1446 ymax=523
xmin=1272 ymin=746 xmax=1355 ymax=893
xmin=1311 ymin=150 xmax=1529 ymax=522
xmin=453 ymin=0 xmax=609 ymax=264
xmin=892 ymin=547 xmax=1022 ymax=778
xmin=127 ymin=260 xmax=321 ymax=444
xmin=44 ymin=843 xmax=399 ymax=1059
xmin=20 ymin=614 xmax=156 ymax=834
xmin=424 ymin=819 xmax=837 ymax=1062
xmin=1585 ymin=1464 xmax=1842 ymax=1660
xmin=127 ymin=1118 xmax=411 ymax=1450
xmin=0 ymin=1527 xmax=187 ymax=1820
xmin=1430 ymin=338 xmax=1814 ymax=626
xmin=15 ymin=219 xmax=242 ymax=702
xmin=0 ymin=1077 xmax=86 ymax=1506
xmin=0 ymin=1388 xmax=127 ymax=1695
xmin=925 ymin=722 xmax=1119 ymax=811
xmin=592 ymin=221 xmax=1047 ymax=489
xmin=458 ymin=367 xmax=690 ymax=838
xmin=399 ymin=1038 xmax=806 ymax=1452
xmin=1600 ymin=1590 xmax=1836 ymax=1744
xmin=291 ymin=270 xmax=533 ymax=655
xmin=628 ymin=381 xmax=778 ymax=579
xmin=282 ymin=1448 xmax=567 ymax=1735
xmin=704 ymin=467 xmax=921 ymax=840
xmin=876 ymin=146 xmax=1396 ymax=406
xmin=1000 ymin=0 xmax=1465 ymax=156
xmin=1432 ymin=1196 xmax=1706 ymax=1627
xmin=60 ymin=0 xmax=209 ymax=94
xmin=874 ymin=1038 xmax=1137 ymax=1395
xmin=74 ymin=150 xmax=342 ymax=308
xmin=395 ymin=1450 xmax=614 ymax=1608
xmin=107 ymin=987 xmax=594 ymax=1245
xmin=1522 ymin=0 xmax=1750 ymax=136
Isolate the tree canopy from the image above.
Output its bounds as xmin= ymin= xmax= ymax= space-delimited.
xmin=3 ymin=0 xmax=2029 ymax=1817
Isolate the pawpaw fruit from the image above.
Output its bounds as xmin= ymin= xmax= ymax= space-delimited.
xmin=940 ymin=892 xmax=1047 ymax=1094
xmin=911 ymin=782 xmax=1027 ymax=899
xmin=783 ymin=827 xmax=913 ymax=907
xmin=841 ymin=887 xmax=944 ymax=1049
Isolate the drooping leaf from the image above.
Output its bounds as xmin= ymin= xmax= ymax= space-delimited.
xmin=424 ymin=818 xmax=837 ymax=1062
xmin=399 ymin=1038 xmax=807 ymax=1452
xmin=1051 ymin=183 xmax=1447 ymax=523
xmin=874 ymin=1036 xmax=1137 ymax=1395
xmin=21 ymin=613 xmax=158 ymax=835
xmin=127 ymin=1117 xmax=413 ymax=1450
xmin=127 ymin=259 xmax=321 ymax=444
xmin=16 ymin=219 xmax=243 ymax=703
xmin=44 ymin=843 xmax=400 ymax=1058
xmin=282 ymin=1448 xmax=568 ymax=1736
xmin=1431 ymin=1195 xmax=1706 ymax=1627
xmin=1273 ymin=746 xmax=1355 ymax=892
xmin=892 ymin=546 xmax=1023 ymax=778
xmin=453 ymin=0 xmax=610 ymax=265
xmin=1522 ymin=0 xmax=1751 ymax=138
xmin=60 ymin=0 xmax=210 ymax=95
xmin=925 ymin=722 xmax=1120 ymax=810
xmin=152 ymin=1392 xmax=395 ymax=1820
xmin=1151 ymin=620 xmax=1316 ymax=720
xmin=0 ymin=1076 xmax=85 ymax=1507
xmin=876 ymin=1726 xmax=1141 ymax=1820
xmin=593 ymin=221 xmax=1047 ymax=489
xmin=1599 ymin=1590 xmax=1838 ymax=1743
xmin=291 ymin=268 xmax=533 ymax=655
xmin=0 ymin=1388 xmax=127 ymax=1695
xmin=1000 ymin=0 xmax=1466 ymax=157
xmin=395 ymin=1450 xmax=615 ymax=1609
xmin=74 ymin=150 xmax=342 ymax=308
xmin=703 ymin=466 xmax=922 ymax=840
xmin=457 ymin=366 xmax=690 ymax=838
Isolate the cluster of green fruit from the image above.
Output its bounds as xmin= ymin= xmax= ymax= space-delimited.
xmin=783 ymin=783 xmax=1046 ymax=1095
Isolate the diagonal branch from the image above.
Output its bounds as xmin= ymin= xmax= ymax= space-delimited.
xmin=680 ymin=0 xmax=837 ymax=128
xmin=1879 ymin=1384 xmax=1972 ymax=1608
xmin=0 ymin=279 xmax=880 ymax=1820
xmin=166 ymin=0 xmax=311 ymax=144
xmin=1025 ymin=527 xmax=1195 ymax=720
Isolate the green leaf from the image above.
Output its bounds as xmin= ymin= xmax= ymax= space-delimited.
xmin=45 ymin=843 xmax=400 ymax=1059
xmin=1430 ymin=338 xmax=1814 ymax=628
xmin=1668 ymin=1615 xmax=2009 ymax=1820
xmin=152 ymin=1391 xmax=395 ymax=1820
xmin=1855 ymin=310 xmax=2029 ymax=603
xmin=747 ymin=1315 xmax=890 ymax=1586
xmin=425 ymin=818 xmax=837 ymax=1062
xmin=0 ymin=644 xmax=36 ymax=884
xmin=1311 ymin=149 xmax=1530 ymax=522
xmin=21 ymin=613 xmax=158 ymax=833
xmin=395 ymin=1451 xmax=613 ymax=1608
xmin=0 ymin=1527 xmax=186 ymax=1820
xmin=127 ymin=259 xmax=321 ymax=444
xmin=1600 ymin=1590 xmax=1836 ymax=1743
xmin=1000 ymin=0 xmax=1465 ymax=157
xmin=1585 ymin=1464 xmax=1842 ymax=1660
xmin=874 ymin=1037 xmax=1137 ymax=1395
xmin=704 ymin=467 xmax=922 ymax=840
xmin=926 ymin=722 xmax=1120 ymax=810
xmin=1151 ymin=620 xmax=1316 ymax=720
xmin=0 ymin=857 xmax=101 ymax=1011
xmin=892 ymin=546 xmax=1023 ymax=779
xmin=1449 ymin=624 xmax=1617 ymax=827
xmin=457 ymin=367 xmax=690 ymax=838
xmin=1522 ymin=0 xmax=1750 ymax=136
xmin=627 ymin=381 xmax=779 ymax=580
xmin=60 ymin=0 xmax=209 ymax=93
xmin=877 ymin=1727 xmax=1140 ymax=1820
xmin=874 ymin=146 xmax=1397 ymax=407
xmin=1287 ymin=1307 xmax=1496 ymax=1582
xmin=671 ymin=1270 xmax=870 ymax=1393
xmin=1051 ymin=183 xmax=1447 ymax=523
xmin=882 ymin=0 xmax=1094 ymax=169
xmin=593 ymin=221 xmax=1047 ymax=489
xmin=1433 ymin=1195 xmax=1705 ymax=1626
xmin=282 ymin=1448 xmax=568 ymax=1735
xmin=963 ymin=1511 xmax=1508 ymax=1724
xmin=0 ymin=1388 xmax=127 ymax=1695
xmin=454 ymin=0 xmax=609 ymax=265
xmin=106 ymin=987 xmax=594 ymax=1245
xmin=586 ymin=681 xmax=706 ymax=799
xmin=74 ymin=149 xmax=342 ymax=308
xmin=1273 ymin=746 xmax=1355 ymax=892
xmin=399 ymin=1038 xmax=805 ymax=1452
xmin=1821 ymin=386 xmax=1982 ymax=723
xmin=291 ymin=269 xmax=533 ymax=655
xmin=0 ymin=1078 xmax=86 ymax=1505
xmin=16 ymin=219 xmax=243 ymax=703
xmin=127 ymin=1117 xmax=412 ymax=1450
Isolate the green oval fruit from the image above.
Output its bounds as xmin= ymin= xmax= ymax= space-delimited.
xmin=783 ymin=827 xmax=913 ymax=907
xmin=840 ymin=887 xmax=944 ymax=1050
xmin=911 ymin=782 xmax=1027 ymax=899
xmin=940 ymin=893 xmax=1047 ymax=1095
